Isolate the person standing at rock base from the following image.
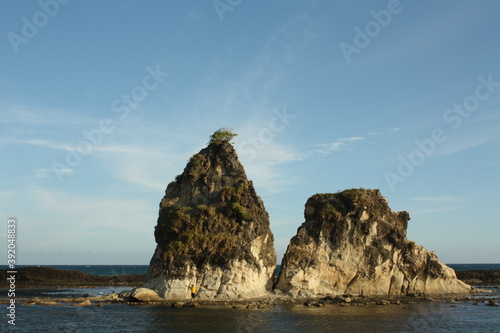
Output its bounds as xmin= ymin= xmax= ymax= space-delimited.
xmin=190 ymin=285 xmax=197 ymax=299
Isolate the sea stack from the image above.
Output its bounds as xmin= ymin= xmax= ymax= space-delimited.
xmin=143 ymin=129 xmax=276 ymax=299
xmin=275 ymin=189 xmax=472 ymax=297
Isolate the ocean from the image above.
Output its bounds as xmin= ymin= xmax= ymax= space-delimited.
xmin=2 ymin=264 xmax=499 ymax=332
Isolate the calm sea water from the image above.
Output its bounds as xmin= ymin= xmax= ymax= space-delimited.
xmin=5 ymin=298 xmax=500 ymax=333
xmin=2 ymin=264 xmax=499 ymax=332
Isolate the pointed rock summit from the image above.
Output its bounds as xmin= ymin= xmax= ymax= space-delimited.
xmin=275 ymin=189 xmax=471 ymax=296
xmin=144 ymin=130 xmax=276 ymax=299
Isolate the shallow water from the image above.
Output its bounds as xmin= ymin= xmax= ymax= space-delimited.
xmin=4 ymin=300 xmax=499 ymax=333
xmin=3 ymin=264 xmax=499 ymax=332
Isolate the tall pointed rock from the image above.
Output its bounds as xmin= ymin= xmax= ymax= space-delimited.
xmin=144 ymin=132 xmax=276 ymax=299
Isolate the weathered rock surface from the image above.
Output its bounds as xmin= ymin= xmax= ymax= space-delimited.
xmin=143 ymin=138 xmax=276 ymax=299
xmin=274 ymin=189 xmax=472 ymax=297
xmin=130 ymin=288 xmax=160 ymax=302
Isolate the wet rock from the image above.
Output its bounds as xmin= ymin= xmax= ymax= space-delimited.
xmin=246 ymin=303 xmax=257 ymax=309
xmin=487 ymin=300 xmax=498 ymax=306
xmin=172 ymin=302 xmax=185 ymax=308
xmin=118 ymin=291 xmax=132 ymax=299
xmin=74 ymin=300 xmax=91 ymax=307
xmin=38 ymin=301 xmax=60 ymax=306
xmin=456 ymin=270 xmax=500 ymax=285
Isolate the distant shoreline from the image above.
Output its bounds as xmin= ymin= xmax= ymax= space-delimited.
xmin=0 ymin=266 xmax=145 ymax=288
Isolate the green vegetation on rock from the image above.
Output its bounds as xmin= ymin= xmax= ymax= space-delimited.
xmin=208 ymin=128 xmax=238 ymax=144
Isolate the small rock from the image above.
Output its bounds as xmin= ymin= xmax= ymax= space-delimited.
xmin=74 ymin=300 xmax=91 ymax=307
xmin=172 ymin=302 xmax=185 ymax=308
xmin=183 ymin=302 xmax=199 ymax=308
xmin=487 ymin=300 xmax=498 ymax=306
xmin=130 ymin=288 xmax=160 ymax=302
xmin=119 ymin=291 xmax=132 ymax=299
xmin=246 ymin=303 xmax=257 ymax=309
xmin=38 ymin=301 xmax=60 ymax=306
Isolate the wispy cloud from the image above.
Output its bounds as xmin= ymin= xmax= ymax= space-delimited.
xmin=181 ymin=8 xmax=207 ymax=30
xmin=13 ymin=139 xmax=68 ymax=150
xmin=413 ymin=196 xmax=457 ymax=202
xmin=411 ymin=206 xmax=461 ymax=215
xmin=436 ymin=131 xmax=499 ymax=157
xmin=34 ymin=168 xmax=73 ymax=178
xmin=0 ymin=102 xmax=92 ymax=126
xmin=313 ymin=136 xmax=364 ymax=155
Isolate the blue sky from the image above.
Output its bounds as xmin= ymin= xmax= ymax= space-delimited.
xmin=1 ymin=0 xmax=499 ymax=265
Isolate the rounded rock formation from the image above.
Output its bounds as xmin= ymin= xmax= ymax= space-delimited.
xmin=274 ymin=189 xmax=472 ymax=297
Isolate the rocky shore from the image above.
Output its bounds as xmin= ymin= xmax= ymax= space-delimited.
xmin=1 ymin=266 xmax=498 ymax=309
xmin=456 ymin=270 xmax=500 ymax=285
xmin=1 ymin=289 xmax=498 ymax=309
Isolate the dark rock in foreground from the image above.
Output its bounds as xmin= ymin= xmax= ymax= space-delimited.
xmin=0 ymin=267 xmax=145 ymax=287
xmin=456 ymin=270 xmax=500 ymax=285
xmin=275 ymin=189 xmax=472 ymax=296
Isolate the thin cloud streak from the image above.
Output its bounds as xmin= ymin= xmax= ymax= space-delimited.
xmin=313 ymin=136 xmax=365 ymax=155
xmin=413 ymin=196 xmax=457 ymax=202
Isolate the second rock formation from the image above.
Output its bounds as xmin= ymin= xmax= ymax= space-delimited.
xmin=275 ymin=189 xmax=471 ymax=297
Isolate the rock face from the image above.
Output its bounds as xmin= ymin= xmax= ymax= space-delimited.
xmin=143 ymin=139 xmax=276 ymax=299
xmin=275 ymin=189 xmax=471 ymax=297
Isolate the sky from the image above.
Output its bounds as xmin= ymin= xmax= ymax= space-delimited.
xmin=1 ymin=0 xmax=499 ymax=265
